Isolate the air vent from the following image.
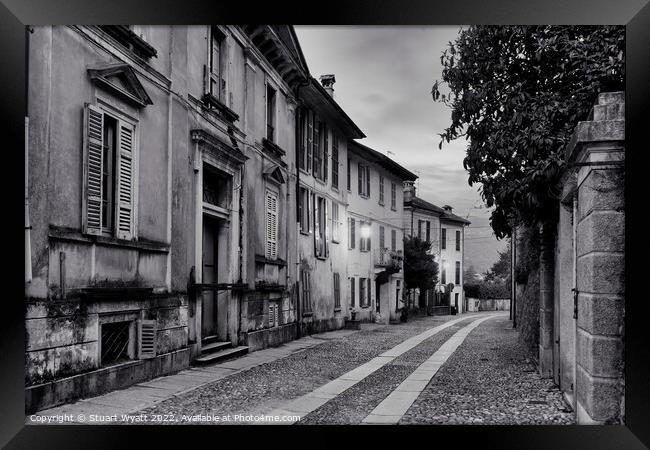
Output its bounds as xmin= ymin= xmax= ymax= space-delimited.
xmin=137 ymin=319 xmax=157 ymax=359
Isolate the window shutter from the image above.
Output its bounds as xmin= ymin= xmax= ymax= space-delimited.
xmin=203 ymin=64 xmax=209 ymax=96
xmin=137 ymin=319 xmax=156 ymax=359
xmin=314 ymin=195 xmax=320 ymax=256
xmin=307 ymin=111 xmax=313 ymax=173
xmin=351 ymin=277 xmax=355 ymax=307
xmin=116 ymin=121 xmax=135 ymax=240
xmin=324 ymin=199 xmax=329 ymax=257
xmin=83 ymin=104 xmax=104 ymax=235
xmin=358 ymin=163 xmax=363 ymax=194
xmin=323 ymin=124 xmax=328 ymax=182
xmin=266 ymin=190 xmax=278 ymax=259
xmin=366 ymin=166 xmax=371 ymax=198
xmin=313 ymin=117 xmax=320 ymax=178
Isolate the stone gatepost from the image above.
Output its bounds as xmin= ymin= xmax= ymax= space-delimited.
xmin=538 ymin=222 xmax=555 ymax=378
xmin=567 ymin=91 xmax=625 ymax=424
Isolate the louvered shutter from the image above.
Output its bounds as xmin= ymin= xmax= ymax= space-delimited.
xmin=323 ymin=124 xmax=328 ymax=183
xmin=313 ymin=118 xmax=320 ymax=179
xmin=314 ymin=195 xmax=320 ymax=256
xmin=366 ymin=166 xmax=371 ymax=199
xmin=358 ymin=163 xmax=363 ymax=194
xmin=266 ymin=190 xmax=278 ymax=259
xmin=307 ymin=110 xmax=313 ymax=173
xmin=137 ymin=319 xmax=157 ymax=359
xmin=83 ymin=104 xmax=104 ymax=235
xmin=116 ymin=121 xmax=135 ymax=240
xmin=324 ymin=199 xmax=329 ymax=257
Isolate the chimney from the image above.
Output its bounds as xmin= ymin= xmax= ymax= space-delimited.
xmin=443 ymin=205 xmax=453 ymax=213
xmin=319 ymin=74 xmax=336 ymax=97
xmin=403 ymin=181 xmax=416 ymax=202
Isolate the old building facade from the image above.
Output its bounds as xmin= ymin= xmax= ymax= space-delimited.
xmin=347 ymin=141 xmax=417 ymax=324
xmin=403 ymin=182 xmax=470 ymax=314
xmin=295 ymin=75 xmax=365 ymax=334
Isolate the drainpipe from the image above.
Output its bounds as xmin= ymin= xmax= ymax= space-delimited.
xmin=25 ymin=26 xmax=32 ymax=284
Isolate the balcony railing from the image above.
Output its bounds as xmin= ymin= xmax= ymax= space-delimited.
xmin=374 ymin=248 xmax=403 ymax=267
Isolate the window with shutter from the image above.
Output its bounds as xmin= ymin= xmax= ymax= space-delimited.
xmin=359 ymin=277 xmax=366 ymax=307
xmin=331 ymin=202 xmax=339 ymax=243
xmin=379 ymin=175 xmax=384 ymax=205
xmin=442 ymin=228 xmax=447 ymax=249
xmin=426 ymin=221 xmax=431 ymax=243
xmin=349 ymin=218 xmax=356 ymax=249
xmin=391 ymin=182 xmax=397 ymax=210
xmin=333 ymin=272 xmax=341 ymax=309
xmin=391 ymin=229 xmax=397 ymax=251
xmin=379 ymin=226 xmax=385 ymax=250
xmin=456 ymin=230 xmax=461 ymax=251
xmin=266 ymin=190 xmax=278 ymax=259
xmin=83 ymin=104 xmax=136 ymax=239
xmin=350 ymin=277 xmax=356 ymax=307
xmin=314 ymin=194 xmax=320 ymax=256
xmin=313 ymin=117 xmax=321 ymax=179
xmin=137 ymin=319 xmax=156 ymax=359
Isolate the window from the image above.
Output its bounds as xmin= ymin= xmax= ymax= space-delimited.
xmin=265 ymin=190 xmax=278 ymax=259
xmin=101 ymin=320 xmax=132 ymax=366
xmin=347 ymin=157 xmax=351 ymax=191
xmin=396 ymin=280 xmax=401 ymax=312
xmin=441 ymin=259 xmax=447 ymax=284
xmin=418 ymin=220 xmax=423 ymax=240
xmin=359 ymin=277 xmax=367 ymax=307
xmin=456 ymin=230 xmax=461 ymax=251
xmin=331 ymin=202 xmax=340 ymax=243
xmin=203 ymin=166 xmax=232 ymax=209
xmin=313 ymin=119 xmax=327 ymax=182
xmin=300 ymin=109 xmax=314 ymax=172
xmin=331 ymin=134 xmax=339 ymax=189
xmin=298 ymin=187 xmax=311 ymax=234
xmin=333 ymin=273 xmax=341 ymax=309
xmin=349 ymin=218 xmax=356 ymax=249
xmin=426 ymin=221 xmax=431 ymax=243
xmin=83 ymin=104 xmax=135 ymax=239
xmin=367 ymin=278 xmax=372 ymax=307
xmin=391 ymin=229 xmax=397 ymax=251
xmin=441 ymin=228 xmax=447 ymax=250
xmin=379 ymin=226 xmax=385 ymax=250
xmin=266 ymin=84 xmax=276 ymax=142
xmin=391 ymin=182 xmax=397 ymax=210
xmin=455 ymin=261 xmax=461 ymax=285
xmin=350 ymin=277 xmax=356 ymax=307
xmin=379 ymin=175 xmax=385 ymax=205
xmin=358 ymin=163 xmax=370 ymax=197
xmin=209 ymin=27 xmax=226 ymax=101
xmin=301 ymin=269 xmax=312 ymax=314
xmin=314 ymin=195 xmax=328 ymax=258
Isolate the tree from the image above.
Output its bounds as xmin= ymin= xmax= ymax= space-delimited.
xmin=403 ymin=236 xmax=439 ymax=307
xmin=483 ymin=243 xmax=511 ymax=282
xmin=432 ymin=26 xmax=625 ymax=238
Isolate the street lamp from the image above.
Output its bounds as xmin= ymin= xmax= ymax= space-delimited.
xmin=360 ymin=223 xmax=371 ymax=239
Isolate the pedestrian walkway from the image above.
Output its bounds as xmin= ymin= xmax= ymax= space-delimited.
xmin=28 ymin=327 xmax=363 ymax=424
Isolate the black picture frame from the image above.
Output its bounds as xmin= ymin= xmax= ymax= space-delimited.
xmin=1 ymin=0 xmax=648 ymax=448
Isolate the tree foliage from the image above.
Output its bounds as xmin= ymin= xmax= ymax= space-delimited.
xmin=432 ymin=26 xmax=625 ymax=238
xmin=403 ymin=236 xmax=439 ymax=292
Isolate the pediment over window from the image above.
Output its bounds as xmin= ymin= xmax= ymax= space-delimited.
xmin=263 ymin=164 xmax=286 ymax=185
xmin=88 ymin=63 xmax=153 ymax=108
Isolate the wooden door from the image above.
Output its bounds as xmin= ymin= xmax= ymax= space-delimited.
xmin=201 ymin=216 xmax=218 ymax=339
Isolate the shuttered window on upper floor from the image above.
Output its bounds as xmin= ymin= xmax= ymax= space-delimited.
xmin=265 ymin=189 xmax=278 ymax=259
xmin=83 ymin=103 xmax=136 ymax=240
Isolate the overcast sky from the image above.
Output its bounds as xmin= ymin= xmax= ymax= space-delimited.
xmin=294 ymin=26 xmax=508 ymax=274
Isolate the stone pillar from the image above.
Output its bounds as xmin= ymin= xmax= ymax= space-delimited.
xmin=538 ymin=222 xmax=555 ymax=378
xmin=568 ymin=91 xmax=625 ymax=424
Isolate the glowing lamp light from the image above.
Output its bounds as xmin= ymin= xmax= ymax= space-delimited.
xmin=360 ymin=224 xmax=371 ymax=239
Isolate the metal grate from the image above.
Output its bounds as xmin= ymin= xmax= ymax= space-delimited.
xmin=101 ymin=321 xmax=131 ymax=366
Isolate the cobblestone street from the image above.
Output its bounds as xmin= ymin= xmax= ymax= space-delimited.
xmin=34 ymin=312 xmax=575 ymax=425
